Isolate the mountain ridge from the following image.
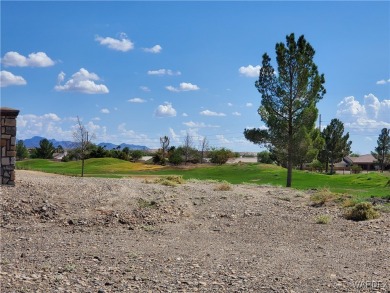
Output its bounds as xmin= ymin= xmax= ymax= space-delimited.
xmin=19 ymin=136 xmax=149 ymax=151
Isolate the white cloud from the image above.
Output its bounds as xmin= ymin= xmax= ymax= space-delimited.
xmin=16 ymin=113 xmax=73 ymax=140
xmin=155 ymin=102 xmax=177 ymax=117
xmin=54 ymin=68 xmax=109 ymax=94
xmin=140 ymin=86 xmax=151 ymax=92
xmin=95 ymin=33 xmax=134 ymax=52
xmin=182 ymin=113 xmax=188 ymax=117
xmin=0 ymin=70 xmax=26 ymax=87
xmin=165 ymin=85 xmax=180 ymax=92
xmin=57 ymin=71 xmax=66 ymax=84
xmin=143 ymin=45 xmax=162 ymax=53
xmin=216 ymin=134 xmax=230 ymax=144
xmin=147 ymin=69 xmax=181 ymax=76
xmin=376 ymin=78 xmax=390 ymax=85
xmin=117 ymin=123 xmax=152 ymax=145
xmin=92 ymin=117 xmax=101 ymax=121
xmin=166 ymin=82 xmax=200 ymax=92
xmin=1 ymin=51 xmax=55 ymax=67
xmin=183 ymin=121 xmax=220 ymax=128
xmin=180 ymin=82 xmax=199 ymax=91
xmin=169 ymin=128 xmax=180 ymax=143
xmin=336 ymin=94 xmax=390 ymax=132
xmin=232 ymin=112 xmax=241 ymax=116
xmin=43 ymin=113 xmax=61 ymax=121
xmin=200 ymin=110 xmax=226 ymax=117
xmin=128 ymin=98 xmax=146 ymax=103
xmin=239 ymin=65 xmax=261 ymax=77
xmin=101 ymin=108 xmax=110 ymax=114
xmin=246 ymin=103 xmax=253 ymax=107
xmin=227 ymin=103 xmax=233 ymax=107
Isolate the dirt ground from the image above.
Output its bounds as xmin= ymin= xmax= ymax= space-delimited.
xmin=1 ymin=170 xmax=389 ymax=293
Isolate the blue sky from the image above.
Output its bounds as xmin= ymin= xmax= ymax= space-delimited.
xmin=1 ymin=1 xmax=389 ymax=153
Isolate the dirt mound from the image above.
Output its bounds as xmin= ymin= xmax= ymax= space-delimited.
xmin=1 ymin=171 xmax=389 ymax=292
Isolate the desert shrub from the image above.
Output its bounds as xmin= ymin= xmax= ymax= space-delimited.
xmin=342 ymin=198 xmax=357 ymax=208
xmin=155 ymin=175 xmax=185 ymax=186
xmin=315 ymin=215 xmax=331 ymax=224
xmin=208 ymin=148 xmax=233 ymax=165
xmin=344 ymin=202 xmax=380 ymax=221
xmin=310 ymin=188 xmax=338 ymax=207
xmin=168 ymin=148 xmax=184 ymax=165
xmin=214 ymin=181 xmax=232 ymax=191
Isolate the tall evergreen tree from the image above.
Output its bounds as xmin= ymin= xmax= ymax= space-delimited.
xmin=34 ymin=138 xmax=55 ymax=159
xmin=16 ymin=140 xmax=29 ymax=160
xmin=372 ymin=128 xmax=390 ymax=172
xmin=321 ymin=118 xmax=351 ymax=174
xmin=244 ymin=33 xmax=325 ymax=187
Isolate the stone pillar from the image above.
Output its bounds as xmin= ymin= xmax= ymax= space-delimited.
xmin=1 ymin=107 xmax=20 ymax=186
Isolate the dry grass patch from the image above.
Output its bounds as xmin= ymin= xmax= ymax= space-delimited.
xmin=344 ymin=202 xmax=380 ymax=221
xmin=310 ymin=188 xmax=339 ymax=207
xmin=214 ymin=181 xmax=233 ymax=191
xmin=315 ymin=214 xmax=331 ymax=224
xmin=154 ymin=175 xmax=185 ymax=187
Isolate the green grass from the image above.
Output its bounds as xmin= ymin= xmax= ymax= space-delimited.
xmin=17 ymin=158 xmax=390 ymax=200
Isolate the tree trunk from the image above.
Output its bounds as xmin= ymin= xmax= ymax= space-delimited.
xmin=81 ymin=158 xmax=85 ymax=177
xmin=286 ymin=161 xmax=293 ymax=187
xmin=330 ymin=158 xmax=334 ymax=174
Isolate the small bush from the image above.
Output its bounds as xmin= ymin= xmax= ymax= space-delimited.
xmin=344 ymin=202 xmax=380 ymax=221
xmin=214 ymin=181 xmax=232 ymax=191
xmin=351 ymin=165 xmax=362 ymax=174
xmin=315 ymin=215 xmax=331 ymax=224
xmin=310 ymin=188 xmax=337 ymax=207
xmin=155 ymin=175 xmax=185 ymax=186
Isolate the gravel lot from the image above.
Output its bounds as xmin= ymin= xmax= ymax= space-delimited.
xmin=1 ymin=170 xmax=389 ymax=293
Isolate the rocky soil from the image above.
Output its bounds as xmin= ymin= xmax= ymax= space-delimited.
xmin=1 ymin=170 xmax=389 ymax=293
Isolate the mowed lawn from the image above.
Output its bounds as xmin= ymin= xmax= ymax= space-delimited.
xmin=17 ymin=158 xmax=390 ymax=200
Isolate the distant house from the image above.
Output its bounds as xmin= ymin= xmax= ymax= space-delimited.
xmin=343 ymin=154 xmax=377 ymax=171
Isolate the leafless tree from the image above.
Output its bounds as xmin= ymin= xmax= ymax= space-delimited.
xmin=199 ymin=136 xmax=209 ymax=164
xmin=182 ymin=132 xmax=194 ymax=165
xmin=160 ymin=136 xmax=170 ymax=162
xmin=73 ymin=116 xmax=93 ymax=177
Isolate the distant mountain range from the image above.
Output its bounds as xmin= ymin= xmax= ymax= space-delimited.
xmin=20 ymin=136 xmax=149 ymax=151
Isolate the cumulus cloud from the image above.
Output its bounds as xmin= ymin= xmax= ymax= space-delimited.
xmin=100 ymin=108 xmax=110 ymax=114
xmin=128 ymin=98 xmax=146 ymax=103
xmin=143 ymin=45 xmax=162 ymax=53
xmin=1 ymin=51 xmax=55 ymax=67
xmin=16 ymin=113 xmax=72 ymax=140
xmin=376 ymin=78 xmax=390 ymax=85
xmin=232 ymin=112 xmax=241 ymax=116
xmin=155 ymin=102 xmax=177 ymax=117
xmin=200 ymin=110 xmax=226 ymax=117
xmin=0 ymin=70 xmax=26 ymax=87
xmin=336 ymin=94 xmax=390 ymax=131
xmin=246 ymin=103 xmax=253 ymax=107
xmin=239 ymin=65 xmax=261 ymax=77
xmin=166 ymin=82 xmax=200 ymax=92
xmin=147 ymin=69 xmax=181 ymax=76
xmin=95 ymin=33 xmax=134 ymax=52
xmin=182 ymin=113 xmax=188 ymax=117
xmin=227 ymin=102 xmax=233 ymax=107
xmin=54 ymin=68 xmax=109 ymax=94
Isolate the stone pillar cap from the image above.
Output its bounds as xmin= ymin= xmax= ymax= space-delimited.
xmin=0 ymin=107 xmax=20 ymax=116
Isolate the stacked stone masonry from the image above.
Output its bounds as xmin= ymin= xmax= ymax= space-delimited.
xmin=1 ymin=107 xmax=19 ymax=185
